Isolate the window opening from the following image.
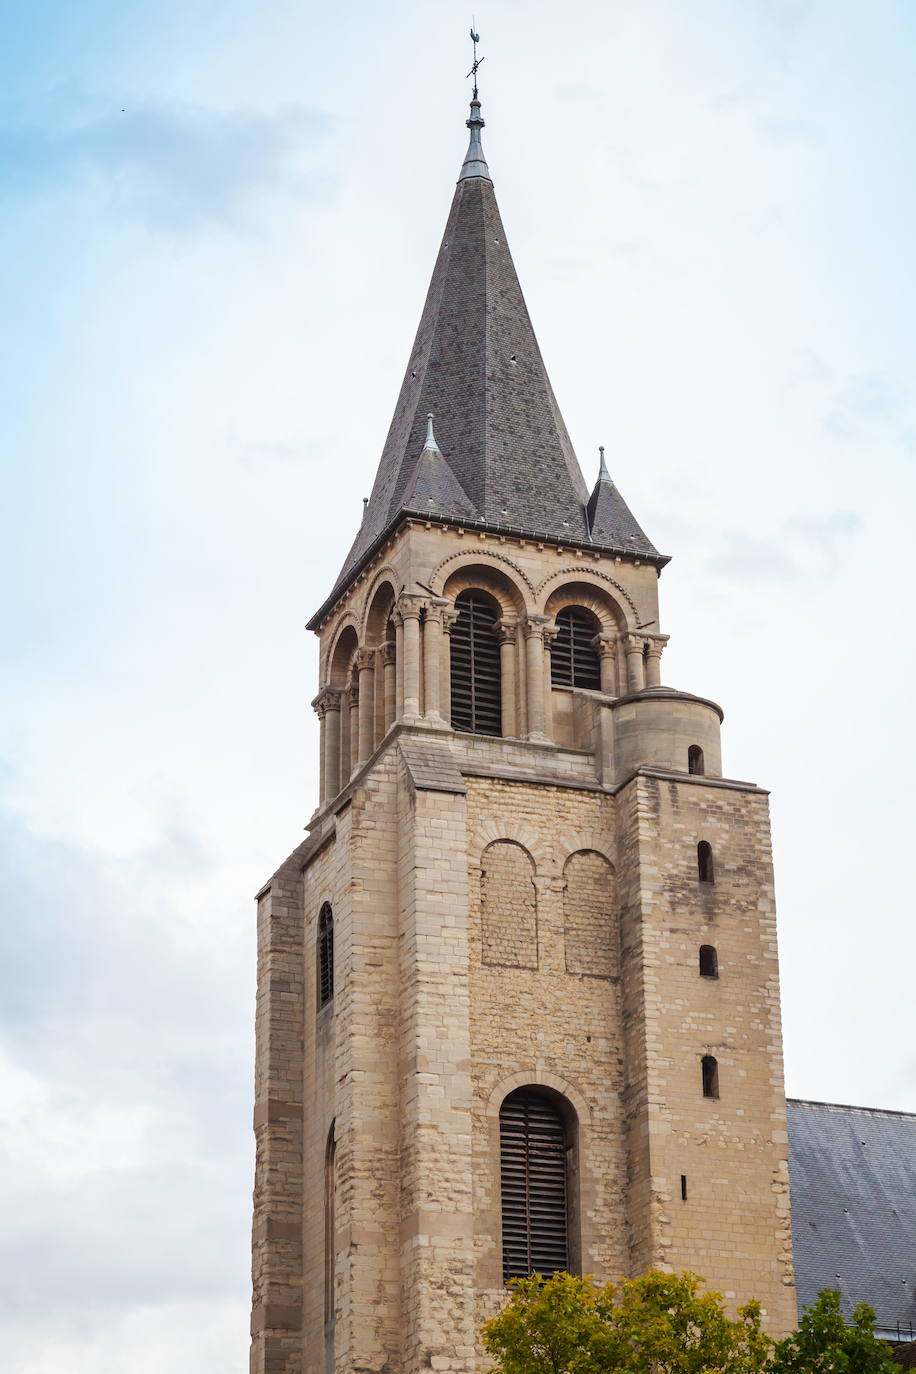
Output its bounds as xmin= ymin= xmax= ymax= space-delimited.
xmin=697 ymin=841 xmax=715 ymax=884
xmin=500 ymin=1088 xmax=569 ymax=1281
xmin=688 ymin=745 xmax=705 ymax=775
xmin=550 ymin=606 xmax=601 ymax=690
xmin=318 ymin=903 xmax=334 ymax=1008
xmin=702 ymin=1055 xmax=719 ymax=1099
xmin=450 ymin=590 xmax=502 ymax=736
xmin=681 ymin=1174 xmax=688 ymax=1201
xmin=699 ymin=945 xmax=719 ymax=979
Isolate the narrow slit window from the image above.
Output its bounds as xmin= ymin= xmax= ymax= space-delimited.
xmin=680 ymin=1174 xmax=688 ymax=1201
xmin=688 ymin=745 xmax=705 ymax=775
xmin=702 ymin=1055 xmax=719 ymax=1099
xmin=450 ymin=590 xmax=502 ymax=736
xmin=318 ymin=903 xmax=334 ymax=1008
xmin=699 ymin=945 xmax=718 ymax=979
xmin=499 ymin=1088 xmax=569 ymax=1282
xmin=697 ymin=841 xmax=715 ymax=884
xmin=550 ymin=607 xmax=601 ymax=691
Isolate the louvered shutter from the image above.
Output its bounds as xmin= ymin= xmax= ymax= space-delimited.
xmin=550 ymin=607 xmax=601 ymax=690
xmin=450 ymin=592 xmax=502 ymax=736
xmin=318 ymin=904 xmax=334 ymax=1007
xmin=499 ymin=1089 xmax=569 ymax=1280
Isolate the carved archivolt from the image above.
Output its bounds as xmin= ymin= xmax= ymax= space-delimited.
xmin=429 ymin=548 xmax=536 ymax=600
xmin=535 ymin=566 xmax=639 ymax=627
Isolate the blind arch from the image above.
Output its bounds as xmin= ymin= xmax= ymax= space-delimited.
xmin=499 ymin=1087 xmax=570 ymax=1281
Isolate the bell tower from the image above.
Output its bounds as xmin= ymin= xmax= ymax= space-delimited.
xmin=250 ymin=90 xmax=797 ymax=1374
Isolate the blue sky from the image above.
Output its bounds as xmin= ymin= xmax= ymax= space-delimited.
xmin=2 ymin=1 xmax=915 ymax=1367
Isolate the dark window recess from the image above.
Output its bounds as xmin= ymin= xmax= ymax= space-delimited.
xmin=688 ymin=745 xmax=705 ymax=775
xmin=318 ymin=903 xmax=334 ymax=1008
xmin=702 ymin=1055 xmax=719 ymax=1099
xmin=450 ymin=591 xmax=502 ymax=736
xmin=697 ymin=841 xmax=715 ymax=884
xmin=680 ymin=1174 xmax=688 ymax=1201
xmin=699 ymin=945 xmax=719 ymax=979
xmin=500 ymin=1088 xmax=569 ymax=1281
xmin=550 ymin=607 xmax=601 ymax=691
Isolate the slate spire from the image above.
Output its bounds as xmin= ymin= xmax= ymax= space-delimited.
xmin=586 ymin=445 xmax=655 ymax=553
xmin=325 ymin=96 xmax=659 ymax=609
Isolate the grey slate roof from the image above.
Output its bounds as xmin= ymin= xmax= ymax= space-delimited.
xmin=586 ymin=448 xmax=657 ymax=555
xmin=787 ymin=1098 xmax=916 ymax=1338
xmin=324 ymin=100 xmax=660 ymax=612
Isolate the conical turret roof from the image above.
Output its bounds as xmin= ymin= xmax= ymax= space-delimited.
xmin=317 ymin=97 xmax=661 ymax=622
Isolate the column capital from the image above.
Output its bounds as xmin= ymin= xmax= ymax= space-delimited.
xmin=379 ymin=639 xmax=397 ymax=666
xmin=422 ymin=597 xmax=452 ymax=625
xmin=623 ymin=632 xmax=647 ymax=655
xmin=497 ymin=617 xmax=519 ymax=645
xmin=440 ymin=607 xmax=460 ymax=634
xmin=593 ymin=631 xmax=618 ymax=659
xmin=644 ymin=633 xmax=670 ymax=659
xmin=345 ymin=681 xmax=359 ymax=708
xmin=355 ymin=647 xmax=376 ymax=672
xmin=392 ymin=593 xmax=424 ymax=625
xmin=523 ymin=613 xmax=552 ymax=643
xmin=312 ymin=686 xmax=342 ymax=718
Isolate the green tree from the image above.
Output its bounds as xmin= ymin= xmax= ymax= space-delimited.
xmin=482 ymin=1269 xmax=771 ymax=1374
xmin=771 ymin=1290 xmax=899 ymax=1374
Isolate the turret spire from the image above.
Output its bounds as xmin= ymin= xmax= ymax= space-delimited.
xmin=459 ymin=97 xmax=491 ymax=183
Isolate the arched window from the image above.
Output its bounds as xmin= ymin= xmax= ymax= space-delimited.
xmin=550 ymin=607 xmax=601 ymax=690
xmin=697 ymin=841 xmax=715 ymax=884
xmin=450 ymin=590 xmax=502 ymax=736
xmin=688 ymin=745 xmax=705 ymax=775
xmin=318 ymin=903 xmax=334 ymax=1008
xmin=702 ymin=1055 xmax=719 ymax=1099
xmin=699 ymin=945 xmax=718 ymax=978
xmin=499 ymin=1088 xmax=569 ymax=1281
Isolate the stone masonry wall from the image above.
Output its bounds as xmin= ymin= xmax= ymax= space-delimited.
xmin=617 ymin=771 xmax=797 ymax=1335
xmin=464 ymin=775 xmax=629 ymax=1350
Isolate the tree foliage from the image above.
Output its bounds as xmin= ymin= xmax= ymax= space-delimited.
xmin=481 ymin=1270 xmax=770 ymax=1374
xmin=482 ymin=1272 xmax=900 ymax=1374
xmin=770 ymin=1289 xmax=899 ymax=1374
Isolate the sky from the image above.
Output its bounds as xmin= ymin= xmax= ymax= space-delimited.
xmin=1 ymin=0 xmax=914 ymax=1368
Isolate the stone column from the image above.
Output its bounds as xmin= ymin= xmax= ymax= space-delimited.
xmin=394 ymin=616 xmax=405 ymax=719
xmin=624 ymin=634 xmax=646 ymax=694
xmin=396 ymin=596 xmax=423 ymax=721
xmin=524 ymin=615 xmax=551 ymax=742
xmin=346 ymin=681 xmax=359 ymax=776
xmin=542 ymin=624 xmax=558 ymax=740
xmin=313 ymin=688 xmax=342 ymax=804
xmin=595 ymin=633 xmax=619 ymax=695
xmin=644 ymin=634 xmax=669 ymax=688
xmin=440 ymin=607 xmax=458 ymax=726
xmin=380 ymin=641 xmax=397 ymax=732
xmin=356 ymin=649 xmax=375 ymax=766
xmin=422 ymin=600 xmax=449 ymax=723
xmin=497 ymin=619 xmax=519 ymax=738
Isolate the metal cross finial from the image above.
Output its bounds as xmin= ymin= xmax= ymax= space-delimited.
xmin=467 ymin=22 xmax=484 ymax=99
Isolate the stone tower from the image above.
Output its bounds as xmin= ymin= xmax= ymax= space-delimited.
xmin=250 ymin=95 xmax=797 ymax=1374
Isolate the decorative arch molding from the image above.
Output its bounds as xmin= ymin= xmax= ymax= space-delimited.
xmin=484 ymin=1069 xmax=592 ymax=1128
xmin=360 ymin=566 xmax=400 ymax=640
xmin=556 ymin=830 xmax=617 ymax=872
xmin=325 ymin=616 xmax=361 ymax=686
xmin=430 ymin=548 xmax=535 ymax=605
xmin=473 ymin=819 xmax=553 ymax=875
xmin=535 ymin=566 xmax=639 ymax=628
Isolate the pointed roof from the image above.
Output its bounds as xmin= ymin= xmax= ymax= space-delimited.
xmin=313 ymin=97 xmax=662 ymax=625
xmin=586 ymin=446 xmax=657 ymax=556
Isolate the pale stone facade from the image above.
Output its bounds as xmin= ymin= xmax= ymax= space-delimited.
xmin=250 ymin=95 xmax=797 ymax=1374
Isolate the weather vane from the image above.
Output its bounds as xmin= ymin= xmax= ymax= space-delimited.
xmin=467 ymin=22 xmax=484 ymax=99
